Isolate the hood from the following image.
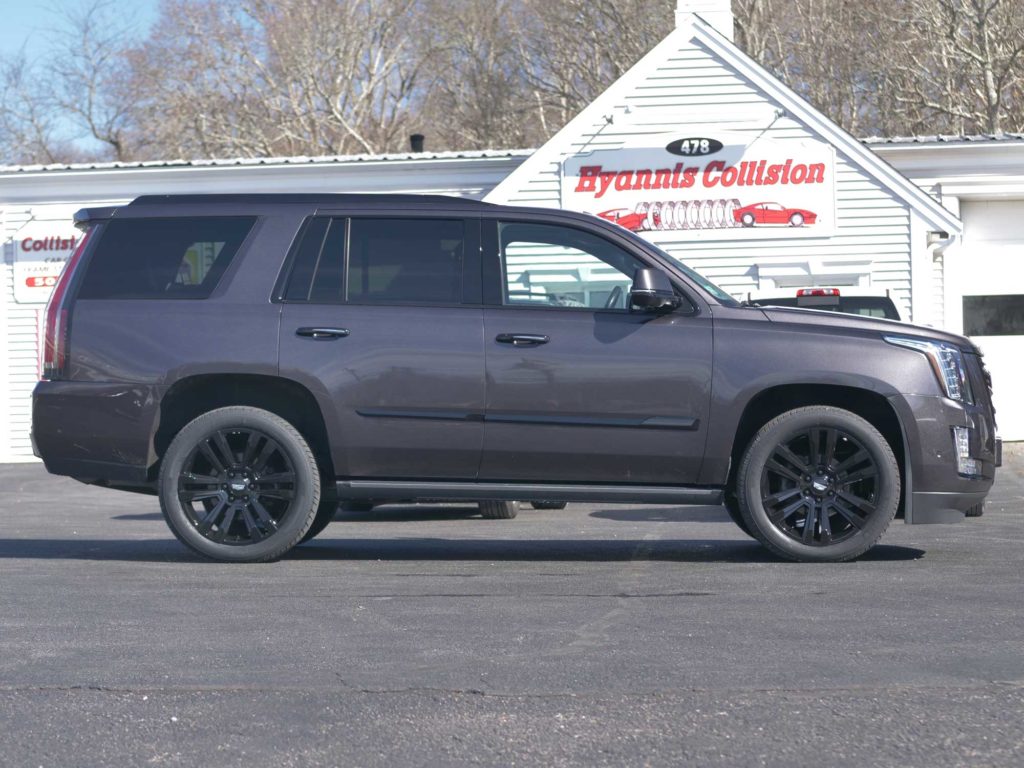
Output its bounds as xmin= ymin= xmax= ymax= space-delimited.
xmin=759 ymin=306 xmax=978 ymax=352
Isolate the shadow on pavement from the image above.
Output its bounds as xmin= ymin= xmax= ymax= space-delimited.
xmin=335 ymin=505 xmax=483 ymax=522
xmin=589 ymin=507 xmax=731 ymax=523
xmin=0 ymin=536 xmax=925 ymax=564
xmin=111 ymin=513 xmax=164 ymax=521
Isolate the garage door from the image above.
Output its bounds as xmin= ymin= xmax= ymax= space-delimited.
xmin=957 ymin=201 xmax=1024 ymax=441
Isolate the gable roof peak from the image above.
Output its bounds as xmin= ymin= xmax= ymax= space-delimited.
xmin=677 ymin=0 xmax=734 ymax=39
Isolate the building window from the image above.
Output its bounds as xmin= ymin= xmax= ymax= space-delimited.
xmin=963 ymin=295 xmax=1024 ymax=336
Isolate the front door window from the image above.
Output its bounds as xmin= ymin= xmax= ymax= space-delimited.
xmin=500 ymin=222 xmax=645 ymax=311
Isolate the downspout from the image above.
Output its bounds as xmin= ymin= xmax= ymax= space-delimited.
xmin=927 ymin=229 xmax=956 ymax=330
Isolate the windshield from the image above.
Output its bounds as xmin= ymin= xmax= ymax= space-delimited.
xmin=619 ymin=229 xmax=740 ymax=307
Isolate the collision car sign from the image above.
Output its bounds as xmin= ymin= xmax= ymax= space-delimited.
xmin=562 ymin=132 xmax=837 ymax=240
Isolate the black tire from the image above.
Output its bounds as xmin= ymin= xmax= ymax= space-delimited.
xmin=736 ymin=406 xmax=899 ymax=562
xmin=530 ymin=501 xmax=567 ymax=510
xmin=479 ymin=501 xmax=517 ymax=519
xmin=722 ymin=491 xmax=753 ymax=537
xmin=300 ymin=492 xmax=338 ymax=544
xmin=158 ymin=406 xmax=320 ymax=562
xmin=789 ymin=212 xmax=805 ymax=227
xmin=741 ymin=212 xmax=755 ymax=227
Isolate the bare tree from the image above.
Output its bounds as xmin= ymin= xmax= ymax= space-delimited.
xmin=515 ymin=0 xmax=676 ymax=133
xmin=46 ymin=0 xmax=140 ymax=161
xmin=0 ymin=54 xmax=68 ymax=164
xmin=734 ymin=0 xmax=1024 ymax=136
xmin=4 ymin=0 xmax=1024 ymax=166
xmin=416 ymin=0 xmax=545 ymax=150
xmin=891 ymin=0 xmax=1024 ymax=134
xmin=126 ymin=0 xmax=428 ymax=159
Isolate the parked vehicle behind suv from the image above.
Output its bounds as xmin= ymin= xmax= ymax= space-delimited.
xmin=750 ymin=287 xmax=902 ymax=320
xmin=33 ymin=195 xmax=1000 ymax=563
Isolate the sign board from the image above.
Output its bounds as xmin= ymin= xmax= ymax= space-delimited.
xmin=562 ymin=132 xmax=837 ymax=240
xmin=11 ymin=219 xmax=82 ymax=304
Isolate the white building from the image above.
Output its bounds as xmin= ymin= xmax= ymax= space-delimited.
xmin=2 ymin=1 xmax=1023 ymax=461
xmin=870 ymin=134 xmax=1024 ymax=440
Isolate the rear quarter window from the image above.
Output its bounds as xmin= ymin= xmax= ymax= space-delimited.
xmin=77 ymin=217 xmax=256 ymax=300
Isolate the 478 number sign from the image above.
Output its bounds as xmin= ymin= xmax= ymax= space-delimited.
xmin=666 ymin=137 xmax=724 ymax=157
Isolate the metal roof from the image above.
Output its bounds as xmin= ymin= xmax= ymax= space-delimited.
xmin=0 ymin=148 xmax=535 ymax=175
xmin=128 ymin=193 xmax=493 ymax=207
xmin=862 ymin=133 xmax=1024 ymax=146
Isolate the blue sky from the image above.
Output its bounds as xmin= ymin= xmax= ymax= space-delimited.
xmin=0 ymin=0 xmax=160 ymax=60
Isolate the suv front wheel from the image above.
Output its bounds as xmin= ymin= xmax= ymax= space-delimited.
xmin=158 ymin=406 xmax=320 ymax=562
xmin=735 ymin=406 xmax=899 ymax=562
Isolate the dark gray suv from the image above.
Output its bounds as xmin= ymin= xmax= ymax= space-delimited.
xmin=32 ymin=194 xmax=1000 ymax=563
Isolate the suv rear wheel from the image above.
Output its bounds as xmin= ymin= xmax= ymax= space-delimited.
xmin=735 ymin=406 xmax=899 ymax=562
xmin=158 ymin=406 xmax=320 ymax=562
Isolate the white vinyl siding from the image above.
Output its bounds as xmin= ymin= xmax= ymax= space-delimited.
xmin=2 ymin=207 xmax=40 ymax=461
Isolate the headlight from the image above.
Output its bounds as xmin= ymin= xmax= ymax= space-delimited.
xmin=884 ymin=336 xmax=974 ymax=404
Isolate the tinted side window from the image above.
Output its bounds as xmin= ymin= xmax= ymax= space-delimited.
xmin=348 ymin=218 xmax=464 ymax=304
xmin=78 ymin=217 xmax=255 ymax=300
xmin=283 ymin=217 xmax=331 ymax=302
xmin=499 ymin=222 xmax=645 ymax=310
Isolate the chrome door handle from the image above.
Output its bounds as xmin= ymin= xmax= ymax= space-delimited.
xmin=296 ymin=327 xmax=350 ymax=340
xmin=496 ymin=333 xmax=549 ymax=347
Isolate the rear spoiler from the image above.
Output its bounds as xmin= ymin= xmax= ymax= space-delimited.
xmin=73 ymin=206 xmax=118 ymax=231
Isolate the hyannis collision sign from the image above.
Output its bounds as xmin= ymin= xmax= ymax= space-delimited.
xmin=12 ymin=218 xmax=82 ymax=304
xmin=562 ymin=132 xmax=837 ymax=240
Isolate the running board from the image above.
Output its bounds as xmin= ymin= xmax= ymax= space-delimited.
xmin=335 ymin=480 xmax=723 ymax=506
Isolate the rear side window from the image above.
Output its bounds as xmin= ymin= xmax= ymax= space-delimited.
xmin=348 ymin=218 xmax=464 ymax=304
xmin=77 ymin=217 xmax=256 ymax=300
xmin=281 ymin=217 xmax=466 ymax=305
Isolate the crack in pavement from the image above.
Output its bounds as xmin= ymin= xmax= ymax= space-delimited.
xmin=0 ymin=681 xmax=1022 ymax=698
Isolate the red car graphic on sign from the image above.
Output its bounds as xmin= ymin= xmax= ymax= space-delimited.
xmin=734 ymin=202 xmax=817 ymax=228
xmin=597 ymin=208 xmax=653 ymax=232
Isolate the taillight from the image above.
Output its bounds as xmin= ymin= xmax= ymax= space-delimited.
xmin=40 ymin=227 xmax=93 ymax=381
xmin=797 ymin=288 xmax=840 ymax=297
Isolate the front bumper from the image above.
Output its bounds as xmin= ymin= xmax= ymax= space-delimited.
xmin=889 ymin=394 xmax=998 ymax=524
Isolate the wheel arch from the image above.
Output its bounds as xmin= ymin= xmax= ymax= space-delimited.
xmin=151 ymin=373 xmax=334 ymax=481
xmin=726 ymin=383 xmax=909 ymax=516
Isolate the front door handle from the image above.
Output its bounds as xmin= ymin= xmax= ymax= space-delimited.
xmin=296 ymin=327 xmax=351 ymax=340
xmin=496 ymin=333 xmax=549 ymax=347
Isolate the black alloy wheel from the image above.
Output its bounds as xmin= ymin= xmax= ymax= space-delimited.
xmin=178 ymin=428 xmax=297 ymax=545
xmin=735 ymin=406 xmax=899 ymax=562
xmin=758 ymin=426 xmax=877 ymax=547
xmin=159 ymin=406 xmax=320 ymax=562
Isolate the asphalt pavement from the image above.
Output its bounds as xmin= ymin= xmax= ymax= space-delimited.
xmin=1 ymin=457 xmax=1022 ymax=767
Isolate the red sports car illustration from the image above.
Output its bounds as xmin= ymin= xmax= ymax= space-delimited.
xmin=733 ymin=202 xmax=817 ymax=227
xmin=597 ymin=208 xmax=653 ymax=232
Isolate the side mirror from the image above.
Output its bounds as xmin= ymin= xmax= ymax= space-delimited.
xmin=630 ymin=268 xmax=681 ymax=313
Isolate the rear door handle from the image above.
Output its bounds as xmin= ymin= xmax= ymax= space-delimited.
xmin=496 ymin=333 xmax=549 ymax=347
xmin=296 ymin=327 xmax=351 ymax=340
